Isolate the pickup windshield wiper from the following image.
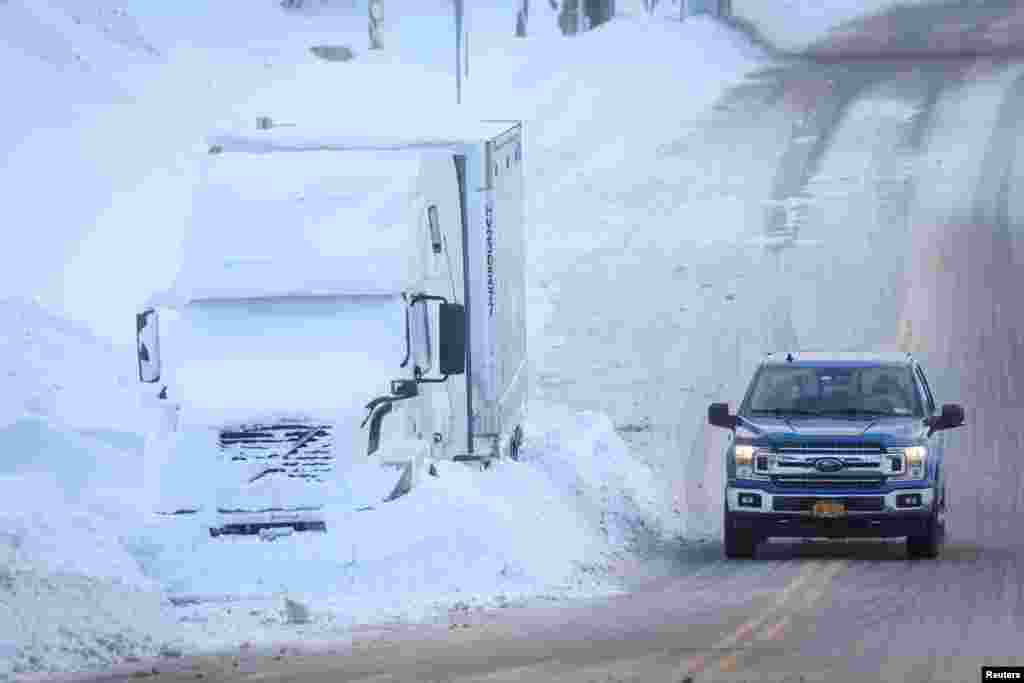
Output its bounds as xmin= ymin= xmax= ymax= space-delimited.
xmin=749 ymin=409 xmax=824 ymax=418
xmin=829 ymin=408 xmax=896 ymax=418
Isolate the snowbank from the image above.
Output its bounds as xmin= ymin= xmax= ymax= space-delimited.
xmin=0 ymin=299 xmax=680 ymax=677
xmin=130 ymin=402 xmax=675 ymax=652
xmin=0 ymin=298 xmax=183 ymax=677
xmin=0 ymin=298 xmax=144 ymax=434
xmin=0 ymin=431 xmax=181 ymax=678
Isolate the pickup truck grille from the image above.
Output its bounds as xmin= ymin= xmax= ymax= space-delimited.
xmin=773 ymin=496 xmax=885 ymax=512
xmin=763 ymin=444 xmax=903 ymax=483
xmin=776 ymin=461 xmax=878 ymax=468
xmin=219 ymin=423 xmax=333 ymax=482
xmin=772 ymin=442 xmax=889 ymax=456
xmin=771 ymin=477 xmax=886 ymax=489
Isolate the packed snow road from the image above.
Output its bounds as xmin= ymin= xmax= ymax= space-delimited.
xmin=76 ymin=4 xmax=1024 ymax=683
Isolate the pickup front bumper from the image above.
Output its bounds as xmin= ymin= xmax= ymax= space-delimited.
xmin=726 ymin=486 xmax=936 ymax=539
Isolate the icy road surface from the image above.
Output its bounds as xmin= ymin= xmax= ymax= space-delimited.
xmin=63 ymin=3 xmax=1024 ymax=683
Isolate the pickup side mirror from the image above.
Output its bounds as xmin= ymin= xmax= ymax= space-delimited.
xmin=136 ymin=309 xmax=161 ymax=383
xmin=930 ymin=403 xmax=965 ymax=433
xmin=708 ymin=402 xmax=737 ymax=430
xmin=438 ymin=303 xmax=466 ymax=376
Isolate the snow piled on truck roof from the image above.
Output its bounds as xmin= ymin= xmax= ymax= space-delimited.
xmin=169 ymin=149 xmax=426 ymax=302
xmin=207 ymin=121 xmax=521 ymax=155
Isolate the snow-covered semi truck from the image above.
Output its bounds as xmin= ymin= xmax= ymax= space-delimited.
xmin=135 ymin=119 xmax=527 ymax=536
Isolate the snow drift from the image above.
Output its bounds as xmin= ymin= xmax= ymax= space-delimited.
xmin=0 ymin=300 xmax=182 ymax=678
xmin=0 ymin=298 xmax=679 ymax=678
xmin=131 ymin=404 xmax=677 ymax=652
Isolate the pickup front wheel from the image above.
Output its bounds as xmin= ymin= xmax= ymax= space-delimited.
xmin=906 ymin=511 xmax=943 ymax=559
xmin=724 ymin=504 xmax=759 ymax=559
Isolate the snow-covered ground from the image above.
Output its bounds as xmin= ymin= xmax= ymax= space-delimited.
xmin=0 ymin=0 xmax=936 ymax=679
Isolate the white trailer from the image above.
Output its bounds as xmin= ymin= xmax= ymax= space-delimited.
xmin=135 ymin=119 xmax=527 ymax=536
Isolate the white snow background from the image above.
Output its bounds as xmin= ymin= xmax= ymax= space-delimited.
xmin=0 ymin=0 xmax=921 ymax=678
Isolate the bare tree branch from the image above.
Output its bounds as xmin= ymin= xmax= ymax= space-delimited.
xmin=369 ymin=0 xmax=384 ymax=50
xmin=516 ymin=0 xmax=530 ymax=37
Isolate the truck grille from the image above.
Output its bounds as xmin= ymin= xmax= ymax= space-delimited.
xmin=776 ymin=461 xmax=878 ymax=468
xmin=772 ymin=477 xmax=886 ymax=489
xmin=219 ymin=423 xmax=333 ymax=482
xmin=772 ymin=442 xmax=888 ymax=456
xmin=767 ymin=444 xmax=902 ymax=482
xmin=772 ymin=496 xmax=885 ymax=512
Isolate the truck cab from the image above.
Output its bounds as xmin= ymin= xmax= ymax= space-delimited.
xmin=134 ymin=119 xmax=526 ymax=537
xmin=708 ymin=352 xmax=965 ymax=559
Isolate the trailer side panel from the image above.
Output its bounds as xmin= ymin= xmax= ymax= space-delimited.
xmin=465 ymin=124 xmax=526 ymax=446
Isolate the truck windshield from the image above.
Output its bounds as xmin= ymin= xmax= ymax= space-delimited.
xmin=742 ymin=365 xmax=923 ymax=417
xmin=165 ymin=295 xmax=407 ymax=424
xmin=177 ymin=295 xmax=405 ymax=359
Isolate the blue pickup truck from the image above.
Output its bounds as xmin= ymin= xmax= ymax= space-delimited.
xmin=708 ymin=352 xmax=965 ymax=559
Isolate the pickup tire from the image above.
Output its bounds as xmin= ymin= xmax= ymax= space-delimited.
xmin=906 ymin=511 xmax=943 ymax=559
xmin=723 ymin=503 xmax=759 ymax=559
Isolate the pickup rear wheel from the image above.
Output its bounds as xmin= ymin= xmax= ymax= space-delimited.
xmin=906 ymin=512 xmax=942 ymax=559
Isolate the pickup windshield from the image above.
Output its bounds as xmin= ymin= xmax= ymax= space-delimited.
xmin=743 ymin=365 xmax=923 ymax=418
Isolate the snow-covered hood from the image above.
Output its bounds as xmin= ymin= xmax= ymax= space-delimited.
xmin=735 ymin=415 xmax=926 ymax=445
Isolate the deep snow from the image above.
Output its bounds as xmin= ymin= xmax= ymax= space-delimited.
xmin=0 ymin=0 xmax=935 ymax=678
xmin=0 ymin=317 xmax=684 ymax=674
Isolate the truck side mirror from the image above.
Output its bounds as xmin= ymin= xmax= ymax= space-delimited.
xmin=136 ymin=309 xmax=161 ymax=383
xmin=438 ymin=303 xmax=466 ymax=376
xmin=410 ymin=299 xmax=432 ymax=373
xmin=708 ymin=402 xmax=737 ymax=430
xmin=937 ymin=403 xmax=965 ymax=430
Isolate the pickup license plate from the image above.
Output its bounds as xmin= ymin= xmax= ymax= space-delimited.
xmin=812 ymin=501 xmax=846 ymax=518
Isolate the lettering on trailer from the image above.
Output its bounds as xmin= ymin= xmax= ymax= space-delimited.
xmin=485 ymin=202 xmax=496 ymax=318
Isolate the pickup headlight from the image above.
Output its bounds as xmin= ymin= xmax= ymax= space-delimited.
xmin=733 ymin=445 xmax=770 ymax=479
xmin=890 ymin=446 xmax=927 ymax=479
